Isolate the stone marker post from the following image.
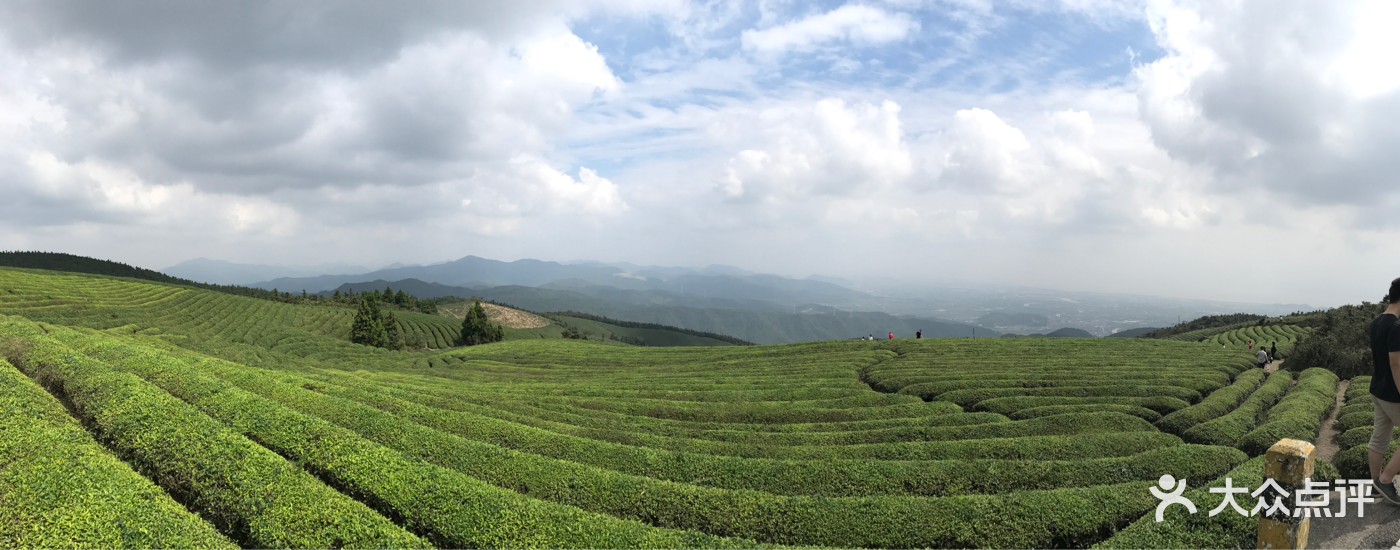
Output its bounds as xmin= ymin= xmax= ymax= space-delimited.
xmin=1257 ymin=438 xmax=1315 ymax=550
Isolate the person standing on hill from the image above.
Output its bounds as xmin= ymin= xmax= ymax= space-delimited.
xmin=1255 ymin=347 xmax=1268 ymax=369
xmin=1270 ymin=342 xmax=1278 ymax=362
xmin=888 ymin=332 xmax=894 ymax=340
xmin=916 ymin=329 xmax=922 ymax=339
xmin=1367 ymin=278 xmax=1400 ymax=504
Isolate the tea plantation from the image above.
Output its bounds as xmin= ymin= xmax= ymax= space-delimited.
xmin=0 ymin=267 xmax=1342 ymax=548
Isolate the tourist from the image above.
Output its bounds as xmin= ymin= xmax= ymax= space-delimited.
xmin=916 ymin=329 xmax=922 ymax=339
xmin=1256 ymin=347 xmax=1268 ymax=369
xmin=1367 ymin=277 xmax=1400 ymax=504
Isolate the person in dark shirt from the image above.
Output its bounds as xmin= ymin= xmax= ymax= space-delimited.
xmin=916 ymin=329 xmax=922 ymax=339
xmin=1369 ymin=278 xmax=1400 ymax=504
xmin=1269 ymin=342 xmax=1277 ymax=363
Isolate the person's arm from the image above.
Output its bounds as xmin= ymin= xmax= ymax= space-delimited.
xmin=1391 ymin=350 xmax=1400 ymax=396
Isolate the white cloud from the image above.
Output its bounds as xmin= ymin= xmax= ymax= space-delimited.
xmin=1331 ymin=0 xmax=1400 ymax=98
xmin=741 ymin=4 xmax=919 ymax=54
xmin=937 ymin=108 xmax=1031 ymax=193
xmin=1135 ymin=0 xmax=1400 ymax=208
xmin=460 ymin=157 xmax=627 ymax=220
xmin=718 ymin=98 xmax=912 ymax=201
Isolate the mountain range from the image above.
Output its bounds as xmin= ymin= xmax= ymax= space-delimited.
xmin=328 ymin=279 xmax=995 ymax=345
xmin=158 ymin=255 xmax=1314 ymax=343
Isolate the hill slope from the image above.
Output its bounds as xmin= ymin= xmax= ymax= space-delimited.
xmin=0 ymin=265 xmax=1276 ymax=548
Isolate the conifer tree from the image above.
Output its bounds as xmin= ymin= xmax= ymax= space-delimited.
xmin=350 ymin=296 xmax=388 ymax=348
xmin=382 ymin=309 xmax=405 ymax=350
xmin=395 ymin=289 xmax=410 ymax=306
xmin=460 ymin=300 xmax=504 ymax=345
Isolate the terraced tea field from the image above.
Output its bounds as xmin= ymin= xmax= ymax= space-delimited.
xmin=0 ymin=268 xmax=1342 ymax=548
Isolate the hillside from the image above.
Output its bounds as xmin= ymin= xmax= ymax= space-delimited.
xmin=0 ymin=265 xmax=1319 ymax=548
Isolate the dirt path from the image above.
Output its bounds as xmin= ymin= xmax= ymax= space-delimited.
xmin=1264 ymin=359 xmax=1283 ymax=373
xmin=1315 ymin=378 xmax=1349 ymax=462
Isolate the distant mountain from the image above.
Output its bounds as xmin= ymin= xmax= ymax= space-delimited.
xmin=537 ymin=279 xmax=790 ymax=313
xmin=1045 ymin=327 xmax=1095 ymax=338
xmin=804 ymin=274 xmax=856 ymax=289
xmin=1108 ymin=327 xmax=1160 ymax=338
xmin=976 ymin=311 xmax=1050 ymax=328
xmin=322 ymin=279 xmax=995 ymax=345
xmin=163 ymin=258 xmax=371 ymax=286
xmin=257 ymin=255 xmax=651 ymax=292
xmin=257 ymin=255 xmax=867 ymax=307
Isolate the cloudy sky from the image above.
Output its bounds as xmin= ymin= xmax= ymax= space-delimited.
xmin=1 ymin=0 xmax=1397 ymax=307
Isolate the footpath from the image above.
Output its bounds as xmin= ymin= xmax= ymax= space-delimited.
xmin=1281 ymin=365 xmax=1400 ymax=549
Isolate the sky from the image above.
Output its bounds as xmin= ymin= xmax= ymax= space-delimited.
xmin=1 ymin=0 xmax=1398 ymax=307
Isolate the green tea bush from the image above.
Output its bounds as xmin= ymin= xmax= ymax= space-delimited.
xmin=0 ymin=357 xmax=236 ymax=549
xmin=1181 ymin=370 xmax=1292 ymax=447
xmin=57 ymin=331 xmax=1241 ymax=548
xmin=1094 ymin=456 xmax=1339 ymax=549
xmin=1157 ymin=369 xmax=1267 ymax=434
xmin=0 ymin=321 xmax=426 ymax=549
xmin=1008 ymin=404 xmax=1162 ymax=422
xmin=920 ymin=384 xmax=1202 ymax=408
xmin=1236 ymin=368 xmax=1339 ymax=455
xmin=973 ymin=395 xmax=1191 ymax=416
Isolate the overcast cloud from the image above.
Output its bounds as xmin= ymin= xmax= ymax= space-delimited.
xmin=1 ymin=0 xmax=1397 ymax=307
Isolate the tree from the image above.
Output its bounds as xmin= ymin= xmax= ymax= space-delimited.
xmin=418 ymin=300 xmax=438 ymax=315
xmin=382 ymin=309 xmax=406 ymax=351
xmin=395 ymin=289 xmax=410 ymax=306
xmin=350 ymin=296 xmax=388 ymax=348
xmin=460 ymin=300 xmax=504 ymax=346
xmin=383 ymin=285 xmax=394 ymax=301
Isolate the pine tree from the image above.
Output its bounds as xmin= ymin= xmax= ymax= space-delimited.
xmin=460 ymin=300 xmax=504 ymax=346
xmin=383 ymin=285 xmax=394 ymax=301
xmin=350 ymin=296 xmax=388 ymax=348
xmin=382 ymin=309 xmax=405 ymax=350
xmin=395 ymin=289 xmax=410 ymax=306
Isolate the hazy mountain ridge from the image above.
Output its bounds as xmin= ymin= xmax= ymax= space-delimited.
xmin=163 ymin=258 xmax=374 ymax=286
xmin=176 ymin=255 xmax=1314 ymax=340
xmin=326 ymin=279 xmax=995 ymax=345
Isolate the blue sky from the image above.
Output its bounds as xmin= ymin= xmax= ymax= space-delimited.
xmin=0 ymin=1 xmax=1398 ymax=306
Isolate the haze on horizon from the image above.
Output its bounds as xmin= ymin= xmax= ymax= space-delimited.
xmin=1 ymin=1 xmax=1398 ymax=309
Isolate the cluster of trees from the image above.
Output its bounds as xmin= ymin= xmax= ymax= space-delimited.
xmin=560 ymin=326 xmax=591 ymax=340
xmin=352 ymin=297 xmax=504 ymax=351
xmin=1285 ymin=302 xmax=1383 ymax=379
xmin=330 ymin=285 xmax=437 ymax=314
xmin=1138 ymin=313 xmax=1267 ymax=339
xmin=349 ymin=296 xmax=406 ymax=350
xmin=460 ymin=301 xmax=505 ymax=346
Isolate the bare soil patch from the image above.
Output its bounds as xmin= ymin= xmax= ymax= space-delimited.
xmin=439 ymin=301 xmax=550 ymax=329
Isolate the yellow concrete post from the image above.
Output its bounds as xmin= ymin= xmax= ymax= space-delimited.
xmin=1257 ymin=439 xmax=1315 ymax=550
